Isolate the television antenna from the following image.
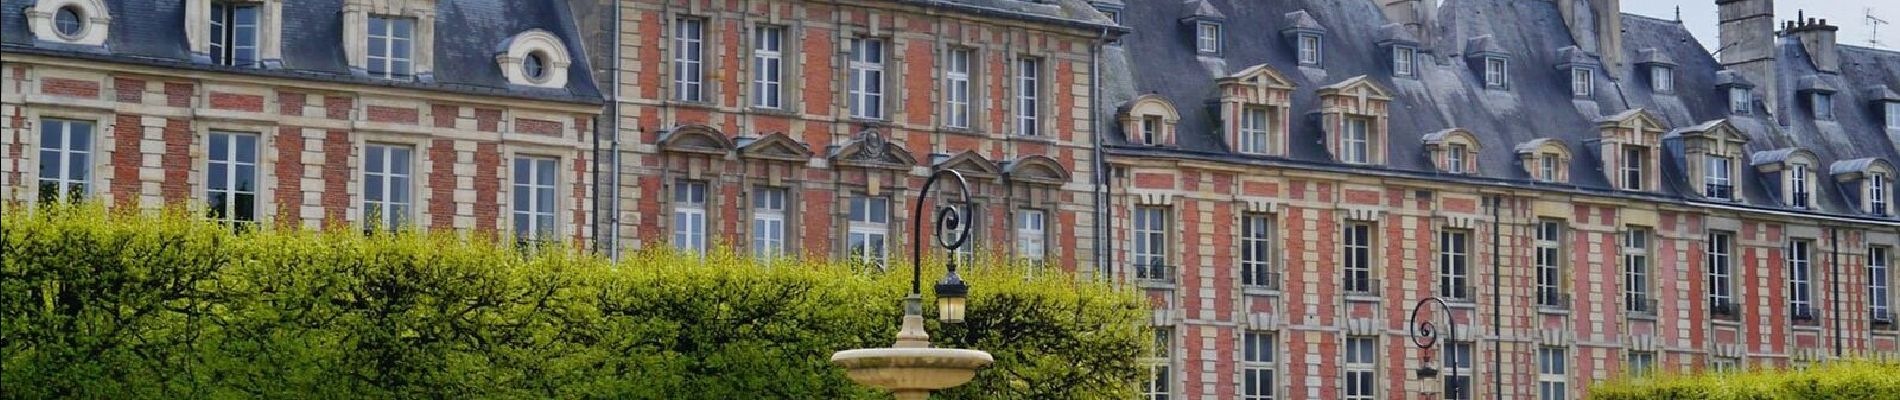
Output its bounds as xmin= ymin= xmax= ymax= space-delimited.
xmin=1870 ymin=7 xmax=1890 ymax=48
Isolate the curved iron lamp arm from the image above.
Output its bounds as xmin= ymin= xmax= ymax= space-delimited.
xmin=1409 ymin=296 xmax=1460 ymax=396
xmin=910 ymin=170 xmax=972 ymax=296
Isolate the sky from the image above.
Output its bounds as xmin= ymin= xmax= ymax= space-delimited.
xmin=1622 ymin=0 xmax=1900 ymax=52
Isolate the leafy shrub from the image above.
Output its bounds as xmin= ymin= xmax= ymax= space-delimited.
xmin=0 ymin=204 xmax=1149 ymax=399
xmin=1590 ymin=360 xmax=1900 ymax=399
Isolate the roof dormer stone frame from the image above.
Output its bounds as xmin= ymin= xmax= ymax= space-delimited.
xmin=1316 ymin=76 xmax=1393 ymax=166
xmin=1515 ymin=138 xmax=1572 ymax=183
xmin=1596 ymin=109 xmax=1669 ymax=192
xmin=1119 ymin=94 xmax=1180 ymax=147
xmin=343 ymin=0 xmax=438 ymax=81
xmin=185 ymin=0 xmax=285 ymax=67
xmin=26 ymin=0 xmax=110 ymax=46
xmin=1669 ymin=119 xmax=1749 ymax=202
xmin=1832 ymin=158 xmax=1896 ymax=217
xmin=1423 ymin=128 xmax=1481 ymax=174
xmin=497 ymin=29 xmax=572 ymax=88
xmin=1752 ymin=147 xmax=1820 ymax=209
xmin=1217 ymin=64 xmax=1295 ymax=156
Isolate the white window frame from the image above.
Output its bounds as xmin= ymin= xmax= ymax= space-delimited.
xmin=672 ymin=17 xmax=705 ymax=102
xmin=1539 ymin=156 xmax=1559 ymax=183
xmin=1571 ymin=68 xmax=1592 ymax=96
xmin=1536 ymin=220 xmax=1564 ymax=307
xmin=1343 ymin=117 xmax=1370 ymax=164
xmin=847 ymin=196 xmax=890 ymax=270
xmin=672 ymin=180 xmax=708 ymax=254
xmin=367 ymin=16 xmax=415 ymax=79
xmin=1628 ymin=351 xmax=1657 ymax=376
xmin=1652 ymin=66 xmax=1674 ymax=93
xmin=210 ymin=1 xmax=260 ymax=67
xmin=1708 ymin=232 xmax=1734 ymax=311
xmin=1887 ymin=102 xmax=1900 ymax=129
xmin=1873 ymin=172 xmax=1890 ymax=215
xmin=1016 ymin=208 xmax=1047 ymax=266
xmin=1621 ymin=145 xmax=1647 ymax=191
xmin=1197 ymin=22 xmax=1221 ymax=55
xmin=1484 ymin=57 xmax=1508 ymax=88
xmin=1343 ymin=222 xmax=1373 ymax=293
xmin=1239 ymin=107 xmax=1270 ymax=154
xmin=1706 ymin=156 xmax=1733 ymax=199
xmin=944 ymin=48 xmax=973 ymax=129
xmin=752 ymin=187 xmax=787 ymax=259
xmin=1447 ymin=144 xmax=1468 ymax=173
xmin=1440 ymin=230 xmax=1470 ymax=300
xmin=848 ymin=37 xmax=886 ymax=120
xmin=1241 ymin=213 xmax=1274 ymax=289
xmin=1343 ymin=336 xmax=1376 ymax=400
xmin=363 ymin=144 xmax=413 ymax=231
xmin=1538 ymin=347 xmax=1568 ymax=400
xmin=1016 ymin=57 xmax=1041 ymax=136
xmin=1625 ymin=228 xmax=1652 ymax=313
xmin=1297 ymin=34 xmax=1321 ymax=66
xmin=1241 ymin=331 xmax=1276 ymax=400
xmin=1141 ymin=116 xmax=1161 ymax=146
xmin=1870 ymin=246 xmax=1891 ymax=322
xmin=1134 ymin=206 xmax=1170 ymax=281
xmin=751 ymin=25 xmax=784 ymax=109
xmin=1445 ymin=341 xmax=1473 ymax=400
xmin=206 ymin=131 xmax=260 ymax=225
xmin=1789 ymin=239 xmax=1814 ymax=319
xmin=512 ymin=156 xmax=560 ymax=243
xmin=1731 ymin=87 xmax=1752 ymax=114
xmin=1791 ymin=164 xmax=1812 ymax=208
xmin=1393 ymin=46 xmax=1415 ymax=77
xmin=36 ymin=118 xmax=92 ymax=203
xmin=1143 ymin=327 xmax=1174 ymax=400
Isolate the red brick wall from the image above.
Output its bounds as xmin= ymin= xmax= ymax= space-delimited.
xmin=164 ymin=82 xmax=193 ymax=107
xmin=474 ymin=142 xmax=502 ymax=234
xmin=428 ymin=139 xmax=458 ymax=229
xmin=279 ymin=91 xmax=304 ymax=116
xmin=113 ymin=78 xmax=143 ymax=103
xmin=160 ymin=119 xmax=192 ymax=202
xmin=209 ymin=92 xmax=265 ymax=112
xmin=367 ymin=106 xmax=418 ymax=124
xmin=517 ymin=118 xmax=562 ymax=136
xmin=110 ymin=114 xmax=143 ymax=207
xmin=41 ymin=77 xmax=100 ymax=99
xmin=321 ymin=130 xmax=352 ymax=227
xmin=275 ymin=128 xmax=305 ymax=222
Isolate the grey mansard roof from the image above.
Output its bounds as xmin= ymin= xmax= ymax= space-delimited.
xmin=0 ymin=0 xmax=602 ymax=103
xmin=1102 ymin=0 xmax=1900 ymax=220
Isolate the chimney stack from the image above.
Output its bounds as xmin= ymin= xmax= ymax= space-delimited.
xmin=1788 ymin=13 xmax=1840 ymax=73
xmin=1717 ymin=0 xmax=1778 ymax=112
xmin=1378 ymin=0 xmax=1435 ymax=50
xmin=1559 ymin=0 xmax=1624 ymax=77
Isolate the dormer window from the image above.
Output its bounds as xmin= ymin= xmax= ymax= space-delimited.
xmin=1830 ymin=158 xmax=1894 ymax=217
xmin=1887 ymin=102 xmax=1900 ymax=128
xmin=498 ymin=30 xmax=574 ymax=88
xmin=1197 ymin=22 xmax=1222 ymax=55
xmin=1571 ymin=68 xmax=1592 ymax=97
xmin=1425 ymin=128 xmax=1481 ymax=174
xmin=367 ymin=16 xmax=416 ymax=79
xmin=55 ymin=7 xmax=83 ymax=38
xmin=1238 ymin=107 xmax=1271 ymax=154
xmin=1874 ymin=172 xmax=1891 ymax=216
xmin=1706 ymin=156 xmax=1734 ymax=200
xmin=1650 ymin=66 xmax=1674 ymax=93
xmin=1672 ymin=119 xmax=1749 ymax=202
xmin=1317 ymin=76 xmax=1392 ymax=166
xmin=1621 ymin=146 xmax=1649 ymax=191
xmin=27 ymin=0 xmax=110 ymax=46
xmin=1120 ymin=95 xmax=1180 ymax=147
xmin=1814 ymin=93 xmax=1834 ymax=120
xmin=1297 ymin=34 xmax=1322 ymax=66
xmin=1755 ymin=148 xmax=1820 ymax=210
xmin=1731 ymin=88 xmax=1753 ymax=115
xmin=1517 ymin=138 xmax=1572 ymax=183
xmin=1217 ymin=64 xmax=1295 ymax=157
xmin=210 ymin=2 xmax=260 ymax=67
xmin=1791 ymin=163 xmax=1812 ymax=208
xmin=1393 ymin=46 xmax=1416 ymax=77
xmin=1484 ymin=57 xmax=1508 ymax=89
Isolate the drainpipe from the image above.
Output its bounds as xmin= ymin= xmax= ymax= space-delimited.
xmin=608 ymin=0 xmax=624 ymax=262
xmin=1091 ymin=25 xmax=1108 ymax=283
xmin=1832 ymin=226 xmax=1843 ymax=356
xmin=1490 ymin=195 xmax=1502 ymax=398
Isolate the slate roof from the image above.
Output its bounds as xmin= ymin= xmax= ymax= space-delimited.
xmin=1 ymin=0 xmax=603 ymax=104
xmin=1102 ymin=0 xmax=1900 ymax=220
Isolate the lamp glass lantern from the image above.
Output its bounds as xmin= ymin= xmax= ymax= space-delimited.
xmin=934 ymin=271 xmax=969 ymax=323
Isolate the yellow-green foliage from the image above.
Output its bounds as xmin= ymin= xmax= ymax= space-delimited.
xmin=1590 ymin=360 xmax=1900 ymax=399
xmin=0 ymin=204 xmax=1150 ymax=399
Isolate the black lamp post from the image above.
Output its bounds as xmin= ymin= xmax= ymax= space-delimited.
xmin=911 ymin=169 xmax=973 ymax=324
xmin=1410 ymin=296 xmax=1459 ymax=399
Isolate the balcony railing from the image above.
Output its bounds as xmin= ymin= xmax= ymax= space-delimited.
xmin=1710 ymin=299 xmax=1741 ymax=320
xmin=1627 ymin=298 xmax=1660 ymax=319
xmin=1242 ymin=271 xmax=1282 ymax=292
xmin=1536 ymin=290 xmax=1571 ymax=312
xmin=1875 ymin=309 xmax=1895 ymax=329
xmin=1793 ymin=191 xmax=1812 ymax=208
xmin=1704 ymin=183 xmax=1734 ymax=200
xmin=1874 ymin=204 xmax=1890 ymax=217
xmin=1345 ymin=278 xmax=1381 ymax=298
xmin=1792 ymin=305 xmax=1822 ymax=326
xmin=1442 ymin=284 xmax=1476 ymax=304
xmin=1134 ymin=263 xmax=1175 ymax=286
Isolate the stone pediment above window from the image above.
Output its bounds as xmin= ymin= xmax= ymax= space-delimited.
xmin=1119 ymin=94 xmax=1181 ymax=147
xmin=1004 ymin=155 xmax=1071 ymax=186
xmin=737 ymin=132 xmax=812 ymax=162
xmin=1595 ymin=109 xmax=1669 ymax=145
xmin=1316 ymin=76 xmax=1393 ymax=111
xmin=1667 ymin=119 xmax=1748 ymax=145
xmin=830 ymin=128 xmax=916 ymax=170
xmin=1218 ymin=64 xmax=1295 ymax=92
xmin=1515 ymin=138 xmax=1571 ymax=183
xmin=658 ymin=124 xmax=734 ymax=155
xmin=932 ymin=151 xmax=1001 ymax=179
xmin=1750 ymin=147 xmax=1817 ymax=171
xmin=1218 ymin=64 xmax=1294 ymax=156
xmin=1832 ymin=158 xmax=1894 ymax=181
xmin=1317 ymin=76 xmax=1392 ymax=166
xmin=1423 ymin=128 xmax=1481 ymax=174
xmin=1597 ymin=109 xmax=1669 ymax=192
xmin=1669 ymin=119 xmax=1749 ymax=201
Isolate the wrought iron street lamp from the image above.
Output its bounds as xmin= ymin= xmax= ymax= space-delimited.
xmin=1410 ymin=296 xmax=1460 ymax=399
xmin=830 ymin=169 xmax=993 ymax=400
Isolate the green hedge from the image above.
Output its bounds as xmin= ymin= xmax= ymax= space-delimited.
xmin=0 ymin=205 xmax=1149 ymax=399
xmin=1590 ymin=360 xmax=1900 ymax=399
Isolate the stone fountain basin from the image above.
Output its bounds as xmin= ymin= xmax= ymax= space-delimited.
xmin=830 ymin=348 xmax=995 ymax=391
